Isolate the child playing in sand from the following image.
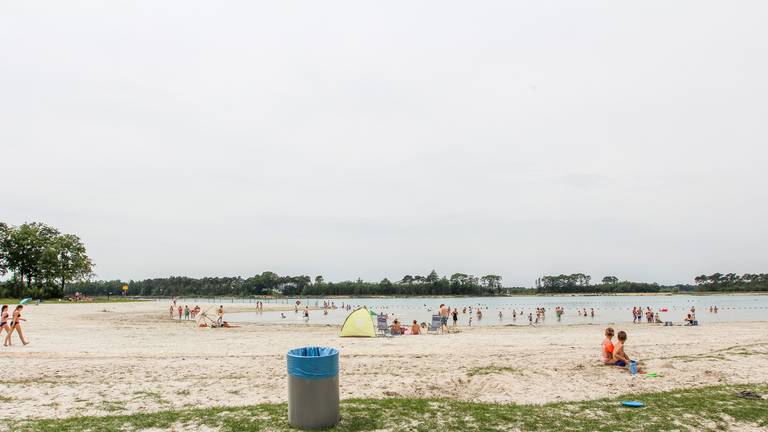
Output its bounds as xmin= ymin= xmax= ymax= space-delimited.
xmin=611 ymin=331 xmax=631 ymax=367
xmin=601 ymin=327 xmax=615 ymax=364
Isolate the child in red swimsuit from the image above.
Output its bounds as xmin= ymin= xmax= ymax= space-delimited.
xmin=601 ymin=327 xmax=615 ymax=364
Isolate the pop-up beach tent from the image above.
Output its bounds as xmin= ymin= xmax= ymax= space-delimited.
xmin=339 ymin=307 xmax=376 ymax=337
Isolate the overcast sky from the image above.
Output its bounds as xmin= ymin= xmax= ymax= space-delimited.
xmin=1 ymin=2 xmax=767 ymax=286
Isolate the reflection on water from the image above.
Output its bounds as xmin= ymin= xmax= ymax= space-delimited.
xmin=178 ymin=295 xmax=768 ymax=326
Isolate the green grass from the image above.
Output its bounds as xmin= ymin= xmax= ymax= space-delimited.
xmin=466 ymin=365 xmax=521 ymax=376
xmin=131 ymin=391 xmax=168 ymax=405
xmin=10 ymin=384 xmax=767 ymax=432
xmin=0 ymin=298 xmax=28 ymax=305
xmin=97 ymin=401 xmax=125 ymax=413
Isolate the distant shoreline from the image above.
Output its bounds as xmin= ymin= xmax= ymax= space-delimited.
xmin=159 ymin=291 xmax=768 ymax=300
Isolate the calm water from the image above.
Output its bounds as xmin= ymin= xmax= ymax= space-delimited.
xmin=175 ymin=295 xmax=768 ymax=326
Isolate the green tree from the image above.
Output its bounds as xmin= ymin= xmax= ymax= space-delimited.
xmin=0 ymin=222 xmax=9 ymax=276
xmin=46 ymin=234 xmax=94 ymax=297
xmin=426 ymin=270 xmax=439 ymax=283
xmin=3 ymin=222 xmax=60 ymax=289
xmin=601 ymin=276 xmax=619 ymax=284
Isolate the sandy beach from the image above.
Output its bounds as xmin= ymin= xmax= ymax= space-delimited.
xmin=1 ymin=301 xmax=767 ymax=421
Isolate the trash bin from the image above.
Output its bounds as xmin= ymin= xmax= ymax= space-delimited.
xmin=287 ymin=346 xmax=340 ymax=429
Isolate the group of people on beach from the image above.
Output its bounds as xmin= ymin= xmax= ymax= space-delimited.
xmin=1 ymin=304 xmax=29 ymax=346
xmin=170 ymin=303 xmax=201 ymax=320
xmin=388 ymin=318 xmax=423 ymax=335
xmin=632 ymin=306 xmax=662 ymax=324
xmin=167 ymin=300 xmax=237 ymax=328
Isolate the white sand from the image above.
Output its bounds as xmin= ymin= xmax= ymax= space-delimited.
xmin=1 ymin=301 xmax=766 ymax=420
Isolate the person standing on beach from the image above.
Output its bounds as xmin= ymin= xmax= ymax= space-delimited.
xmin=4 ymin=305 xmax=29 ymax=346
xmin=217 ymin=305 xmax=224 ymax=325
xmin=439 ymin=304 xmax=449 ymax=333
xmin=184 ymin=305 xmax=190 ymax=320
xmin=451 ymin=309 xmax=458 ymax=327
xmin=177 ymin=306 xmax=183 ymax=320
xmin=169 ymin=305 xmax=174 ymax=319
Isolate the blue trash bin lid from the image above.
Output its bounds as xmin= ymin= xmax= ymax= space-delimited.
xmin=287 ymin=347 xmax=339 ymax=379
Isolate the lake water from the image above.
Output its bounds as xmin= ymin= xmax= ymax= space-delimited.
xmin=175 ymin=295 xmax=768 ymax=326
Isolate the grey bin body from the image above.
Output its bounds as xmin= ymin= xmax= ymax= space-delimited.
xmin=287 ymin=347 xmax=340 ymax=429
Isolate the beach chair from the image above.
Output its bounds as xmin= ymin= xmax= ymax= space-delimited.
xmin=427 ymin=315 xmax=442 ymax=333
xmin=377 ymin=314 xmax=389 ymax=336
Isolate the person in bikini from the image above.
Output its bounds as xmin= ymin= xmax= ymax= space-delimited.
xmin=601 ymin=327 xmax=615 ymax=364
xmin=4 ymin=305 xmax=29 ymax=346
xmin=1 ymin=305 xmax=11 ymax=346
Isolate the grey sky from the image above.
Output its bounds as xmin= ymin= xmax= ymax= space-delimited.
xmin=2 ymin=1 xmax=767 ymax=286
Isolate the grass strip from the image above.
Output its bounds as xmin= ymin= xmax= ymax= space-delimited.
xmin=13 ymin=384 xmax=768 ymax=432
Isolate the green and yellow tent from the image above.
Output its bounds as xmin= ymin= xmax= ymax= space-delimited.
xmin=339 ymin=307 xmax=377 ymax=337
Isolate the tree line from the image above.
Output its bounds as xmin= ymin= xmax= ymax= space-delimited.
xmin=536 ymin=272 xmax=768 ymax=293
xmin=4 ymin=221 xmax=766 ymax=299
xmin=0 ymin=222 xmax=93 ymax=299
xmin=693 ymin=273 xmax=768 ymax=292
xmin=65 ymin=270 xmax=509 ymax=298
